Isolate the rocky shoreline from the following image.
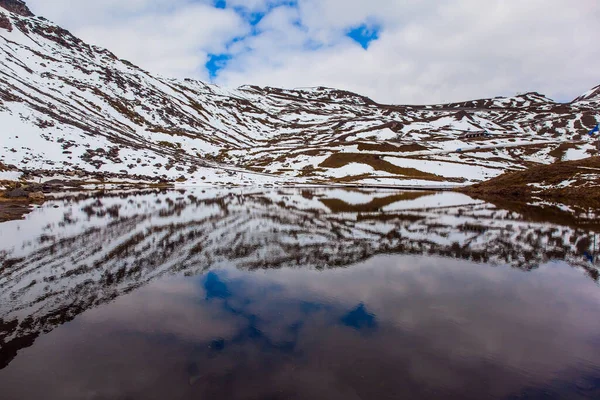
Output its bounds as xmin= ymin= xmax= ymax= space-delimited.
xmin=0 ymin=173 xmax=175 ymax=222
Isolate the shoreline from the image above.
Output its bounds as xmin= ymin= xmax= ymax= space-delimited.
xmin=3 ymin=157 xmax=599 ymax=223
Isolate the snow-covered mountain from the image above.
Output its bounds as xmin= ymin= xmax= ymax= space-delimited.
xmin=1 ymin=187 xmax=598 ymax=369
xmin=1 ymin=0 xmax=599 ymax=186
xmin=573 ymin=84 xmax=600 ymax=108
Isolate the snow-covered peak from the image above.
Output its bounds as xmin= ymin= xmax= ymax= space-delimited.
xmin=0 ymin=6 xmax=598 ymax=186
xmin=572 ymin=84 xmax=600 ymax=108
xmin=429 ymin=91 xmax=556 ymax=111
xmin=574 ymin=84 xmax=600 ymax=100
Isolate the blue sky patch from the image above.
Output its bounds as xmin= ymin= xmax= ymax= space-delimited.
xmin=341 ymin=303 xmax=378 ymax=331
xmin=231 ymin=1 xmax=299 ymax=27
xmin=346 ymin=23 xmax=381 ymax=49
xmin=203 ymin=271 xmax=231 ymax=299
xmin=231 ymin=7 xmax=267 ymax=27
xmin=206 ymin=53 xmax=231 ymax=79
xmin=213 ymin=0 xmax=226 ymax=9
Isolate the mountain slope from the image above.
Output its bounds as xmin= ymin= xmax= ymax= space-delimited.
xmin=1 ymin=1 xmax=599 ymax=187
xmin=573 ymin=84 xmax=600 ymax=106
xmin=463 ymin=157 xmax=600 ymax=208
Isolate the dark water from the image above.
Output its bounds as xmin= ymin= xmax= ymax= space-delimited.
xmin=1 ymin=188 xmax=599 ymax=400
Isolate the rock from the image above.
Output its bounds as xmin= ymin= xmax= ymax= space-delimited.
xmin=4 ymin=187 xmax=27 ymax=198
xmin=0 ymin=11 xmax=12 ymax=32
xmin=28 ymin=191 xmax=45 ymax=202
xmin=0 ymin=0 xmax=34 ymax=17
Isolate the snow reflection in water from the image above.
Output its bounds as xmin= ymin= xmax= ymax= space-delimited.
xmin=0 ymin=188 xmax=599 ymax=399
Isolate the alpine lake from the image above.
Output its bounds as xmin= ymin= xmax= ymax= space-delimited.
xmin=1 ymin=187 xmax=599 ymax=400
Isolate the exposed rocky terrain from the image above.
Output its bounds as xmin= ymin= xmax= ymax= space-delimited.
xmin=1 ymin=1 xmax=599 ymax=187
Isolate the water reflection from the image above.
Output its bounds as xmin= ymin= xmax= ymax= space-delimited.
xmin=0 ymin=188 xmax=599 ymax=399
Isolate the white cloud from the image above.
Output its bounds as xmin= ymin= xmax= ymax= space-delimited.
xmin=26 ymin=0 xmax=600 ymax=104
xmin=27 ymin=0 xmax=248 ymax=80
xmin=219 ymin=0 xmax=600 ymax=104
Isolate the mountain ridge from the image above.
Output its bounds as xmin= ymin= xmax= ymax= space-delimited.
xmin=1 ymin=1 xmax=599 ymax=187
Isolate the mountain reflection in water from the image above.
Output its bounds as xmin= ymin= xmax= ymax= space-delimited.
xmin=0 ymin=188 xmax=599 ymax=400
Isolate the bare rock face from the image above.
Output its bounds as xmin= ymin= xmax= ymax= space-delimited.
xmin=0 ymin=11 xmax=11 ymax=31
xmin=0 ymin=0 xmax=33 ymax=17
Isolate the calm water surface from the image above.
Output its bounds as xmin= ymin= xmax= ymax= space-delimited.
xmin=1 ymin=188 xmax=599 ymax=399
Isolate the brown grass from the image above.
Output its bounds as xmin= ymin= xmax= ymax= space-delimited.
xmin=357 ymin=143 xmax=428 ymax=152
xmin=157 ymin=141 xmax=181 ymax=149
xmin=468 ymin=195 xmax=600 ymax=230
xmin=356 ymin=213 xmax=425 ymax=222
xmin=461 ymin=156 xmax=600 ymax=209
xmin=319 ymin=153 xmax=443 ymax=181
xmin=0 ymin=195 xmax=31 ymax=222
xmin=320 ymin=192 xmax=433 ymax=213
xmin=296 ymin=149 xmax=324 ymax=157
xmin=298 ymin=167 xmax=328 ymax=177
xmin=518 ymin=144 xmax=548 ymax=156
xmin=330 ymin=174 xmax=377 ymax=183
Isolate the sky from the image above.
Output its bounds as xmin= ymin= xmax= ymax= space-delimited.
xmin=26 ymin=0 xmax=600 ymax=104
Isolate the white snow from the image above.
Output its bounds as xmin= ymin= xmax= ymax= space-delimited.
xmin=0 ymin=171 xmax=22 ymax=181
xmin=0 ymin=11 xmax=596 ymax=188
xmin=384 ymin=157 xmax=502 ymax=181
xmin=321 ymin=163 xmax=377 ymax=179
xmin=564 ymin=148 xmax=591 ymax=161
xmin=354 ymin=128 xmax=398 ymax=141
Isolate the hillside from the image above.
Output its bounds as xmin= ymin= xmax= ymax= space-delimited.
xmin=1 ymin=0 xmax=599 ymax=187
xmin=463 ymin=157 xmax=600 ymax=209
